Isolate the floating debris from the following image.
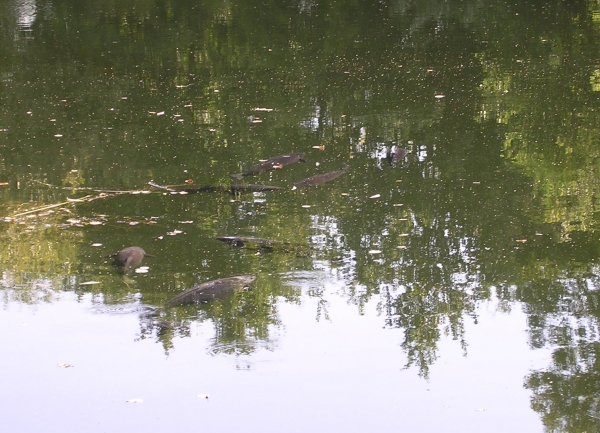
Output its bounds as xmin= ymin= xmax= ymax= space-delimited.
xmin=80 ymin=281 xmax=101 ymax=285
xmin=435 ymin=94 xmax=445 ymax=99
xmin=88 ymin=221 xmax=103 ymax=226
xmin=135 ymin=267 xmax=149 ymax=274
xmin=197 ymin=394 xmax=211 ymax=399
xmin=91 ymin=243 xmax=102 ymax=247
xmin=301 ymin=205 xmax=311 ymax=208
xmin=57 ymin=363 xmax=73 ymax=368
xmin=157 ymin=111 xmax=165 ymax=116
xmin=126 ymin=399 xmax=144 ymax=404
xmin=54 ymin=134 xmax=63 ymax=138
xmin=368 ymin=250 xmax=382 ymax=254
xmin=369 ymin=194 xmax=380 ymax=199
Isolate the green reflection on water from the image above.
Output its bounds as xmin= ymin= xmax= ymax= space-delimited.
xmin=1 ymin=0 xmax=600 ymax=430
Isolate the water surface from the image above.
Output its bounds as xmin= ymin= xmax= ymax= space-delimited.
xmin=2 ymin=1 xmax=600 ymax=431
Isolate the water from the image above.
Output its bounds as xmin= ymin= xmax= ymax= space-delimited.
xmin=2 ymin=1 xmax=600 ymax=431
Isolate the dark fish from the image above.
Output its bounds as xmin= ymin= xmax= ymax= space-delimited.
xmin=165 ymin=275 xmax=256 ymax=306
xmin=386 ymin=147 xmax=407 ymax=166
xmin=151 ymin=183 xmax=285 ymax=194
xmin=293 ymin=164 xmax=350 ymax=188
xmin=182 ymin=184 xmax=285 ymax=193
xmin=109 ymin=246 xmax=154 ymax=272
xmin=217 ymin=236 xmax=278 ymax=249
xmin=231 ymin=152 xmax=306 ymax=178
xmin=217 ymin=236 xmax=313 ymax=255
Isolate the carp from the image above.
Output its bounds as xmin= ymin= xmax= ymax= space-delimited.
xmin=293 ymin=164 xmax=350 ymax=188
xmin=231 ymin=152 xmax=306 ymax=178
xmin=166 ymin=275 xmax=257 ymax=306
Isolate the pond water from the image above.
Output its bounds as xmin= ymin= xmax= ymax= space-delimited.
xmin=2 ymin=1 xmax=600 ymax=432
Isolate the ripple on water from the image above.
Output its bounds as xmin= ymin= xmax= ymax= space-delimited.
xmin=207 ymin=340 xmax=274 ymax=358
xmin=90 ymin=303 xmax=160 ymax=315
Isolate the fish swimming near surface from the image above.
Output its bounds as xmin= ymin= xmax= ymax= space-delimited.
xmin=293 ymin=164 xmax=350 ymax=188
xmin=186 ymin=184 xmax=286 ymax=193
xmin=217 ymin=236 xmax=280 ymax=249
xmin=231 ymin=152 xmax=306 ymax=178
xmin=148 ymin=182 xmax=285 ymax=194
xmin=386 ymin=147 xmax=407 ymax=167
xmin=217 ymin=236 xmax=312 ymax=255
xmin=165 ymin=275 xmax=257 ymax=306
xmin=109 ymin=246 xmax=154 ymax=272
